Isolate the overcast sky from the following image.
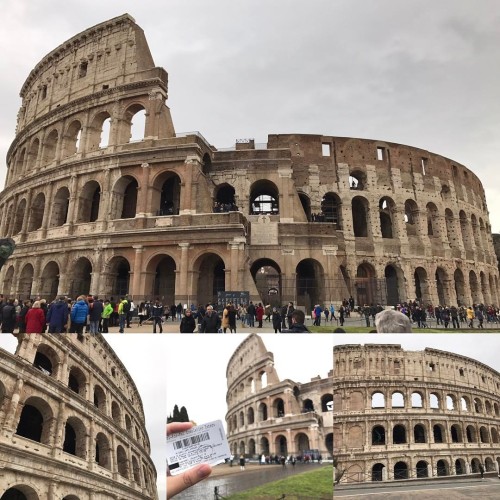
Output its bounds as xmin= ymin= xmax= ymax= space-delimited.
xmin=334 ymin=334 xmax=500 ymax=374
xmin=0 ymin=334 xmax=167 ymax=500
xmin=166 ymin=334 xmax=333 ymax=429
xmin=1 ymin=1 xmax=500 ymax=232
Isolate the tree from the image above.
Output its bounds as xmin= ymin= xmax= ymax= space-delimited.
xmin=167 ymin=404 xmax=190 ymax=423
xmin=179 ymin=406 xmax=189 ymax=422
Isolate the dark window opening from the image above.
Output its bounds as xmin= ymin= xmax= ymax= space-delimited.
xmin=63 ymin=423 xmax=77 ymax=455
xmin=68 ymin=373 xmax=80 ymax=393
xmin=16 ymin=405 xmax=43 ymax=442
xmin=33 ymin=352 xmax=52 ymax=375
xmin=79 ymin=61 xmax=88 ymax=78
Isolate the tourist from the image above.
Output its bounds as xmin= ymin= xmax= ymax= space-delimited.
xmin=46 ymin=296 xmax=69 ymax=333
xmin=152 ymin=299 xmax=164 ymax=333
xmin=375 ymin=309 xmax=412 ymax=333
xmin=200 ymin=305 xmax=221 ymax=333
xmin=0 ymin=298 xmax=17 ymax=333
xmin=101 ymin=299 xmax=113 ymax=333
xmin=69 ymin=296 xmax=89 ymax=334
xmin=25 ymin=300 xmax=46 ymax=334
xmin=282 ymin=310 xmax=310 ymax=333
xmin=239 ymin=454 xmax=246 ymax=471
xmin=180 ymin=309 xmax=196 ymax=333
xmin=272 ymin=307 xmax=282 ymax=333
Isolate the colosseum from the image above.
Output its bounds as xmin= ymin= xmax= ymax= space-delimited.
xmin=0 ymin=13 xmax=498 ymax=310
xmin=333 ymin=343 xmax=500 ymax=483
xmin=0 ymin=333 xmax=158 ymax=499
xmin=226 ymin=334 xmax=333 ymax=460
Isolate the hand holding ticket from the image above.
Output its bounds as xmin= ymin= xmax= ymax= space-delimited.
xmin=167 ymin=419 xmax=231 ymax=476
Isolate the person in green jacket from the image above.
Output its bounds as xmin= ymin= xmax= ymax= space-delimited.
xmin=101 ymin=299 xmax=113 ymax=333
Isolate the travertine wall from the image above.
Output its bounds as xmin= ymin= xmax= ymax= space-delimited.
xmin=0 ymin=333 xmax=158 ymax=499
xmin=226 ymin=334 xmax=333 ymax=459
xmin=0 ymin=13 xmax=498 ymax=310
xmin=334 ymin=344 xmax=500 ymax=482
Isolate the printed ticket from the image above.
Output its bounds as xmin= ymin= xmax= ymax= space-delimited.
xmin=166 ymin=420 xmax=231 ymax=475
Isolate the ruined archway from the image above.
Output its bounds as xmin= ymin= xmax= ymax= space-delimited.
xmin=250 ymin=180 xmax=279 ymax=215
xmin=40 ymin=261 xmax=60 ymax=301
xmin=68 ymin=257 xmax=92 ymax=298
xmin=296 ymin=259 xmax=324 ymax=311
xmin=147 ymin=254 xmax=176 ymax=303
xmin=194 ymin=253 xmax=225 ymax=305
xmin=250 ymin=258 xmax=282 ymax=307
xmin=355 ymin=263 xmax=377 ymax=306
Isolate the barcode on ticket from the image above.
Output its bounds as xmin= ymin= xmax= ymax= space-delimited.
xmin=173 ymin=431 xmax=210 ymax=450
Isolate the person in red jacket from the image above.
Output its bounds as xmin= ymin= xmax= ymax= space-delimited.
xmin=25 ymin=300 xmax=46 ymax=333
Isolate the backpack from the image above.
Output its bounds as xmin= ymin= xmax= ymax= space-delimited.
xmin=123 ymin=301 xmax=131 ymax=313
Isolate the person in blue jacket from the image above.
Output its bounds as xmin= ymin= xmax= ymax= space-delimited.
xmin=70 ymin=295 xmax=89 ymax=334
xmin=47 ymin=296 xmax=69 ymax=333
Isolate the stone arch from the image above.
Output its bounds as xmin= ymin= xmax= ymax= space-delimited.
xmin=106 ymin=256 xmax=131 ymax=298
xmin=275 ymin=435 xmax=288 ymax=455
xmin=68 ymin=365 xmax=86 ymax=396
xmin=446 ymin=394 xmax=457 ymax=410
xmin=295 ymin=432 xmax=310 ymax=453
xmin=349 ymin=169 xmax=366 ymax=190
xmin=76 ymin=180 xmax=101 ymax=223
xmin=250 ymin=258 xmax=282 ymax=307
xmin=416 ymin=460 xmax=429 ymax=478
xmin=414 ymin=267 xmax=430 ymax=304
xmin=394 ymin=461 xmax=408 ymax=480
xmin=411 ymin=391 xmax=424 ymax=408
xmin=18 ymin=263 xmax=34 ymax=299
xmin=68 ymin=257 xmax=92 ymax=298
xmin=63 ymin=120 xmax=82 ymax=158
xmin=372 ymin=463 xmax=385 ymax=481
xmin=28 ymin=192 xmax=45 ymax=232
xmin=379 ymin=196 xmax=396 ymax=238
xmin=214 ymin=183 xmax=237 ymax=212
xmin=26 ymin=137 xmax=40 ymax=172
xmin=436 ymin=459 xmax=449 ymax=476
xmin=385 ymin=264 xmax=404 ymax=306
xmin=480 ymin=272 xmax=491 ymax=306
xmin=13 ymin=198 xmax=27 ymax=235
xmin=124 ymin=103 xmax=146 ymax=143
xmin=414 ymin=424 xmax=426 ymax=443
xmin=470 ymin=457 xmax=481 ymax=473
xmin=469 ymin=270 xmax=480 ymax=304
xmin=193 ymin=252 xmax=226 ymax=305
xmin=247 ymin=407 xmax=255 ymax=424
xmin=455 ymin=458 xmax=466 ymax=475
xmin=42 ymin=129 xmax=59 ymax=164
xmin=445 ymin=208 xmax=459 ymax=249
xmin=63 ymin=416 xmax=86 ymax=458
xmin=248 ymin=438 xmax=256 ymax=456
xmin=321 ymin=394 xmax=333 ymax=412
xmin=116 ymin=444 xmax=130 ymax=479
xmin=491 ymin=427 xmax=499 ymax=443
xmin=50 ymin=186 xmax=70 ymax=227
xmin=393 ymin=424 xmax=407 ymax=444
xmin=466 ymin=425 xmax=477 ymax=443
xmin=250 ymin=179 xmax=279 ymax=215
xmin=454 ymin=268 xmax=466 ymax=306
xmin=474 ymin=397 xmax=483 ymax=413
xmin=40 ymin=261 xmax=60 ymax=301
xmin=371 ymin=392 xmax=385 ymax=408
xmin=93 ymin=384 xmax=107 ymax=413
xmin=110 ymin=175 xmax=139 ymax=219
xmin=33 ymin=343 xmax=59 ymax=377
xmin=296 ymin=259 xmax=324 ymax=311
xmin=429 ymin=392 xmax=440 ymax=409
xmin=485 ymin=457 xmax=495 ymax=472
xmin=470 ymin=214 xmax=481 ymax=249
xmin=325 ymin=433 xmax=333 ymax=457
xmin=433 ymin=423 xmax=445 ymax=443
xmin=321 ymin=192 xmax=342 ymax=227
xmin=260 ymin=436 xmax=269 ymax=455
xmin=152 ymin=171 xmax=182 ymax=216
xmin=480 ymin=426 xmax=489 ymax=443
xmin=2 ymin=266 xmax=15 ymax=296
xmin=16 ymin=396 xmax=54 ymax=444
xmin=461 ymin=395 xmax=470 ymax=412
xmin=273 ymin=398 xmax=285 ymax=417
xmin=258 ymin=402 xmax=268 ymax=421
xmin=372 ymin=425 xmax=386 ymax=445
xmin=95 ymin=432 xmax=111 ymax=469
xmin=426 ymin=202 xmax=440 ymax=236
xmin=391 ymin=392 xmax=404 ymax=408
xmin=88 ymin=111 xmax=111 ymax=151
xmin=145 ymin=253 xmax=177 ymax=304
xmin=303 ymin=398 xmax=314 ymax=412
xmin=14 ymin=147 xmax=26 ymax=177
xmin=111 ymin=401 xmax=122 ymax=427
xmin=1 ymin=485 xmax=40 ymax=500
xmin=132 ymin=455 xmax=141 ymax=485
xmin=298 ymin=192 xmax=311 ymax=221
xmin=356 ymin=262 xmax=377 ymax=306
xmin=404 ymin=199 xmax=419 ymax=236
xmin=352 ymin=196 xmax=369 ymax=237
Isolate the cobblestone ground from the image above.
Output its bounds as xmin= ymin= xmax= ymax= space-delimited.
xmin=174 ymin=462 xmax=325 ymax=499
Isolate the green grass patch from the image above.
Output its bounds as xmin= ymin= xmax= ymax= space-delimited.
xmin=309 ymin=326 xmax=500 ymax=333
xmin=226 ymin=465 xmax=333 ymax=500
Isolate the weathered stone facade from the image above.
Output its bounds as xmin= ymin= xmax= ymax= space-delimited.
xmin=226 ymin=334 xmax=333 ymax=459
xmin=0 ymin=13 xmax=498 ymax=309
xmin=0 ymin=333 xmax=158 ymax=499
xmin=334 ymin=344 xmax=500 ymax=482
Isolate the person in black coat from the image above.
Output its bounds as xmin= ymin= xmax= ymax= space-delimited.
xmin=47 ymin=297 xmax=69 ymax=333
xmin=180 ymin=310 xmax=196 ymax=333
xmin=282 ymin=310 xmax=310 ymax=333
xmin=200 ymin=306 xmax=221 ymax=333
xmin=1 ymin=298 xmax=17 ymax=333
xmin=272 ymin=307 xmax=282 ymax=333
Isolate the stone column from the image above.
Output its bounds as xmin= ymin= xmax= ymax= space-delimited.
xmin=52 ymin=400 xmax=66 ymax=457
xmin=180 ymin=156 xmax=200 ymax=215
xmin=3 ymin=377 xmax=23 ymax=432
xmin=278 ymin=167 xmax=294 ymax=222
xmin=31 ymin=257 xmax=43 ymax=298
xmin=229 ymin=242 xmax=240 ymax=291
xmin=41 ymin=182 xmax=54 ymax=238
xmin=175 ymin=243 xmax=190 ymax=304
xmin=100 ymin=168 xmax=112 ymax=231
xmin=66 ymin=174 xmax=79 ymax=229
xmin=131 ymin=245 xmax=145 ymax=299
xmin=20 ymin=188 xmax=33 ymax=241
xmin=136 ymin=163 xmax=151 ymax=217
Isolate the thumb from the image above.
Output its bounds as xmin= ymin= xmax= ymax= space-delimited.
xmin=167 ymin=463 xmax=212 ymax=498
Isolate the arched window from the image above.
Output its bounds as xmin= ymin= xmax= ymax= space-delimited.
xmin=117 ymin=445 xmax=129 ymax=478
xmin=393 ymin=424 xmax=406 ymax=444
xmin=321 ymin=394 xmax=333 ymax=412
xmin=433 ymin=424 xmax=445 ymax=443
xmin=414 ymin=424 xmax=426 ymax=443
xmin=250 ymin=181 xmax=279 ymax=215
xmin=371 ymin=392 xmax=385 ymax=409
xmin=258 ymin=402 xmax=268 ymax=421
xmin=247 ymin=407 xmax=255 ymax=424
xmin=16 ymin=397 xmax=52 ymax=444
xmin=94 ymin=385 xmax=106 ymax=412
xmin=372 ymin=425 xmax=385 ymax=445
xmin=352 ymin=197 xmax=369 ymax=237
xmin=412 ymin=392 xmax=424 ymax=408
xmin=451 ymin=424 xmax=462 ymax=443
